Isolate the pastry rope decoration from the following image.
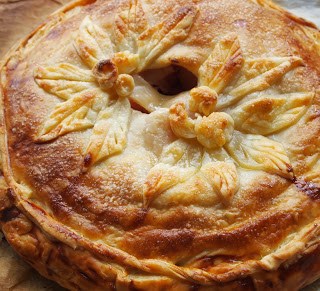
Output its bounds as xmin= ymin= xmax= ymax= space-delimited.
xmin=35 ymin=0 xmax=198 ymax=166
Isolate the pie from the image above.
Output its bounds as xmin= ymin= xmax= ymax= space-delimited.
xmin=0 ymin=0 xmax=320 ymax=289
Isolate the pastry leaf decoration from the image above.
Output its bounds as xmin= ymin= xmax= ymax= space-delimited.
xmin=37 ymin=89 xmax=107 ymax=142
xmin=114 ymin=1 xmax=198 ymax=72
xmin=75 ymin=16 xmax=114 ymax=69
xmin=217 ymin=56 xmax=303 ymax=109
xmin=231 ymin=57 xmax=302 ymax=97
xmin=85 ymin=97 xmax=131 ymax=166
xmin=198 ymin=34 xmax=244 ymax=94
xmin=137 ymin=6 xmax=198 ymax=71
xmin=143 ymin=140 xmax=239 ymax=207
xmin=35 ymin=63 xmax=95 ymax=100
xmin=143 ymin=163 xmax=196 ymax=207
xmin=200 ymin=161 xmax=239 ymax=205
xmin=232 ymin=92 xmax=314 ymax=135
xmin=35 ymin=63 xmax=109 ymax=142
xmin=143 ymin=139 xmax=201 ymax=206
xmin=114 ymin=0 xmax=148 ymax=52
xmin=225 ymin=131 xmax=293 ymax=178
xmin=35 ymin=2 xmax=198 ymax=166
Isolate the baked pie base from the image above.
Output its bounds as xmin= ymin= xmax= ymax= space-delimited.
xmin=0 ymin=0 xmax=320 ymax=290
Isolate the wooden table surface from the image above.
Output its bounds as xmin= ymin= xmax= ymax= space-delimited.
xmin=0 ymin=0 xmax=70 ymax=57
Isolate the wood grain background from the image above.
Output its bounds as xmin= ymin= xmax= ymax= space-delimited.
xmin=0 ymin=0 xmax=71 ymax=57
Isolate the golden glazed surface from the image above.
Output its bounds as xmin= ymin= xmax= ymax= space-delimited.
xmin=0 ymin=0 xmax=320 ymax=289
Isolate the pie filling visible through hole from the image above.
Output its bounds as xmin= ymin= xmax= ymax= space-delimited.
xmin=139 ymin=65 xmax=198 ymax=96
xmin=127 ymin=65 xmax=198 ymax=113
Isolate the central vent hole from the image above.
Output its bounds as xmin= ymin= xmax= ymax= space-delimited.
xmin=140 ymin=65 xmax=197 ymax=96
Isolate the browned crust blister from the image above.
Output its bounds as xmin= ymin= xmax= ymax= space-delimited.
xmin=0 ymin=0 xmax=320 ymax=290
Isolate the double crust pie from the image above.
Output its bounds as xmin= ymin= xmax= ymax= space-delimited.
xmin=0 ymin=0 xmax=320 ymax=289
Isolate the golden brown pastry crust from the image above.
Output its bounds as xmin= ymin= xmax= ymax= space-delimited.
xmin=0 ymin=173 xmax=63 ymax=290
xmin=0 ymin=0 xmax=320 ymax=290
